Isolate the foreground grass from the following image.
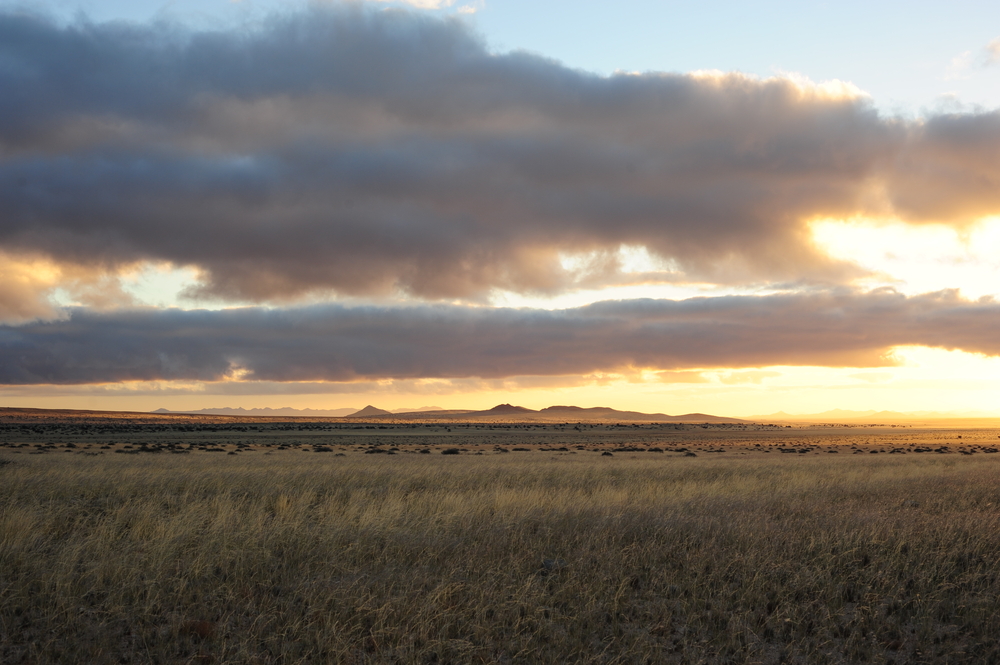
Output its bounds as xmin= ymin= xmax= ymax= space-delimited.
xmin=3 ymin=452 xmax=1000 ymax=663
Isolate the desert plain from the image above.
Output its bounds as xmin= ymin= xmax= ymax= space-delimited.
xmin=4 ymin=409 xmax=1000 ymax=664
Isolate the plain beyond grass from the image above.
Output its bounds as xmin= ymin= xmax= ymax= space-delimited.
xmin=3 ymin=450 xmax=1000 ymax=664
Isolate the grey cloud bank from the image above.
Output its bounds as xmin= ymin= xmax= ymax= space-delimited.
xmin=2 ymin=6 xmax=1000 ymax=315
xmin=2 ymin=290 xmax=998 ymax=385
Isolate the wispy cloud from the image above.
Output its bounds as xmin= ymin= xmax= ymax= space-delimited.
xmin=715 ymin=370 xmax=783 ymax=385
xmin=944 ymin=50 xmax=974 ymax=80
xmin=985 ymin=37 xmax=1000 ymax=65
xmin=849 ymin=372 xmax=893 ymax=383
xmin=367 ymin=0 xmax=457 ymax=9
xmin=456 ymin=0 xmax=484 ymax=14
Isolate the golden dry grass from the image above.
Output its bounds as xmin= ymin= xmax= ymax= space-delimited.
xmin=3 ymin=449 xmax=1000 ymax=663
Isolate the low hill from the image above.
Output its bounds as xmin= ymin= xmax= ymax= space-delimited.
xmin=346 ymin=405 xmax=394 ymax=418
xmin=537 ymin=405 xmax=743 ymax=423
xmin=473 ymin=403 xmax=536 ymax=416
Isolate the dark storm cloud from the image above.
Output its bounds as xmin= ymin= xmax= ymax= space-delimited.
xmin=1 ymin=6 xmax=999 ymax=306
xmin=2 ymin=290 xmax=999 ymax=384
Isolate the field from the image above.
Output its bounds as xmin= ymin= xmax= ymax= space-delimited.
xmin=4 ymin=416 xmax=1000 ymax=663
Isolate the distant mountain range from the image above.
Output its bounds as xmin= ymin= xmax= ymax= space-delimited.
xmin=155 ymin=403 xmax=744 ymax=423
xmin=148 ymin=405 xmax=1000 ymax=425
xmin=499 ymin=405 xmax=744 ymax=423
xmin=152 ymin=406 xmax=443 ymax=418
xmin=154 ymin=406 xmax=359 ymax=417
xmin=322 ymin=403 xmax=743 ymax=422
xmin=752 ymin=409 xmax=1000 ymax=423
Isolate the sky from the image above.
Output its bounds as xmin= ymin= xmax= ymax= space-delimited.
xmin=2 ymin=0 xmax=1000 ymax=417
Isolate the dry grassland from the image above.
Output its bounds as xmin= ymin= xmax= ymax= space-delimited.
xmin=4 ymin=431 xmax=1000 ymax=663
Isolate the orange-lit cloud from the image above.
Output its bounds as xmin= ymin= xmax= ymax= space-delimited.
xmin=0 ymin=251 xmax=142 ymax=324
xmin=0 ymin=252 xmax=64 ymax=324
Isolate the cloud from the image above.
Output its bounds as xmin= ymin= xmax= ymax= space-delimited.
xmin=945 ymin=50 xmax=973 ymax=80
xmin=715 ymin=370 xmax=782 ymax=385
xmin=0 ymin=250 xmax=143 ymax=324
xmin=3 ymin=289 xmax=1000 ymax=385
xmin=651 ymin=370 xmax=710 ymax=384
xmin=888 ymin=112 xmax=1000 ymax=222
xmin=849 ymin=372 xmax=893 ymax=383
xmin=986 ymin=37 xmax=1000 ymax=65
xmin=0 ymin=375 xmax=596 ymax=398
xmin=368 ymin=0 xmax=457 ymax=8
xmin=0 ymin=251 xmax=66 ymax=324
xmin=1 ymin=7 xmax=1000 ymax=314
